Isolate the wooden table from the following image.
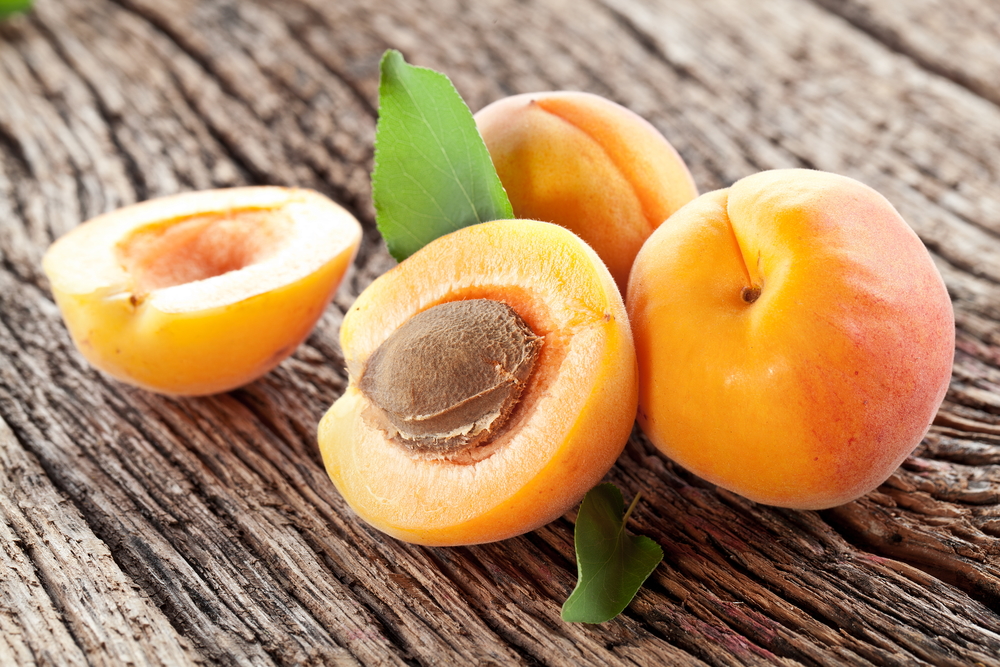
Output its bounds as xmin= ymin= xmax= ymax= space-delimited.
xmin=2 ymin=0 xmax=1000 ymax=664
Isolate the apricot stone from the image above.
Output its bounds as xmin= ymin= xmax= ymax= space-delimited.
xmin=475 ymin=91 xmax=698 ymax=292
xmin=627 ymin=169 xmax=955 ymax=510
xmin=318 ymin=219 xmax=638 ymax=546
xmin=358 ymin=298 xmax=542 ymax=455
xmin=42 ymin=187 xmax=362 ymax=396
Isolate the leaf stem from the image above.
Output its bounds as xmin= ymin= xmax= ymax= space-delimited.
xmin=622 ymin=491 xmax=642 ymax=526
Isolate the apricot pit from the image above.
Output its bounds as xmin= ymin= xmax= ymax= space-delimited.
xmin=359 ymin=298 xmax=542 ymax=455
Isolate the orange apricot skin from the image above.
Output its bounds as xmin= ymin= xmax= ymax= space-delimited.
xmin=318 ymin=219 xmax=638 ymax=546
xmin=626 ymin=169 xmax=955 ymax=510
xmin=42 ymin=187 xmax=362 ymax=396
xmin=474 ymin=91 xmax=698 ymax=292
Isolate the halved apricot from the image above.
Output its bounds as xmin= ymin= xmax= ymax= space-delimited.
xmin=318 ymin=219 xmax=638 ymax=546
xmin=42 ymin=187 xmax=362 ymax=396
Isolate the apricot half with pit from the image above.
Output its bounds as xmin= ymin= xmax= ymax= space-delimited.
xmin=627 ymin=169 xmax=955 ymax=509
xmin=42 ymin=187 xmax=362 ymax=396
xmin=318 ymin=219 xmax=638 ymax=546
xmin=475 ymin=91 xmax=698 ymax=293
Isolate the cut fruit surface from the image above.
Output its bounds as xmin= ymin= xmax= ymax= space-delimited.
xmin=43 ymin=187 xmax=362 ymax=396
xmin=318 ymin=219 xmax=638 ymax=546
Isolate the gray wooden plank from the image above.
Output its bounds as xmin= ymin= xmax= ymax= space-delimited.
xmin=2 ymin=0 xmax=1000 ymax=664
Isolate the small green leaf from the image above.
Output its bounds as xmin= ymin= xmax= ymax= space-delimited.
xmin=372 ymin=49 xmax=513 ymax=262
xmin=0 ymin=0 xmax=32 ymax=19
xmin=562 ymin=483 xmax=663 ymax=623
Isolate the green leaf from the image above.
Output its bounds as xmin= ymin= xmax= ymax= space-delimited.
xmin=372 ymin=49 xmax=513 ymax=262
xmin=562 ymin=484 xmax=663 ymax=623
xmin=0 ymin=0 xmax=32 ymax=19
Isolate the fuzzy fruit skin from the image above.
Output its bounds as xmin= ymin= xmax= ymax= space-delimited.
xmin=475 ymin=91 xmax=698 ymax=293
xmin=42 ymin=187 xmax=362 ymax=396
xmin=318 ymin=219 xmax=638 ymax=546
xmin=626 ymin=169 xmax=955 ymax=510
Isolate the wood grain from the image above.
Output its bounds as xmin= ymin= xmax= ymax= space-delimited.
xmin=3 ymin=0 xmax=1000 ymax=664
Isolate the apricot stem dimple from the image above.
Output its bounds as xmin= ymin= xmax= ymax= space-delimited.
xmin=741 ymin=285 xmax=761 ymax=304
xmin=358 ymin=299 xmax=542 ymax=458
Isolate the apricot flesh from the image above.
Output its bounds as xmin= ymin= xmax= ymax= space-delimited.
xmin=42 ymin=187 xmax=362 ymax=396
xmin=318 ymin=219 xmax=638 ymax=546
xmin=475 ymin=91 xmax=698 ymax=292
xmin=627 ymin=169 xmax=955 ymax=510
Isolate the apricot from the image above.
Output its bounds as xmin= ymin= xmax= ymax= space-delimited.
xmin=42 ymin=187 xmax=362 ymax=396
xmin=627 ymin=169 xmax=954 ymax=510
xmin=318 ymin=219 xmax=638 ymax=546
xmin=474 ymin=91 xmax=698 ymax=292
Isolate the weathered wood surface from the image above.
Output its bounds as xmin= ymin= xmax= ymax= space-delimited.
xmin=2 ymin=0 xmax=1000 ymax=664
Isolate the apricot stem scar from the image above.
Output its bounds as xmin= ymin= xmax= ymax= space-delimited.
xmin=741 ymin=286 xmax=761 ymax=304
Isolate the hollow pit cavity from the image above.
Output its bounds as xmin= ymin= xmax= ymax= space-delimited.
xmin=116 ymin=209 xmax=293 ymax=295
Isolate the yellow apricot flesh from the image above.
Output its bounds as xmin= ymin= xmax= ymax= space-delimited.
xmin=475 ymin=91 xmax=698 ymax=292
xmin=318 ymin=219 xmax=638 ymax=546
xmin=627 ymin=169 xmax=954 ymax=509
xmin=43 ymin=187 xmax=362 ymax=396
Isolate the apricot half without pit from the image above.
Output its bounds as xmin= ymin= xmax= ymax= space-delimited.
xmin=42 ymin=187 xmax=362 ymax=396
xmin=318 ymin=219 xmax=638 ymax=546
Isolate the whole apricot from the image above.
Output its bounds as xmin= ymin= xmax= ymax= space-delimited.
xmin=627 ymin=169 xmax=954 ymax=510
xmin=43 ymin=187 xmax=362 ymax=396
xmin=318 ymin=219 xmax=638 ymax=546
xmin=474 ymin=91 xmax=698 ymax=292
